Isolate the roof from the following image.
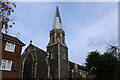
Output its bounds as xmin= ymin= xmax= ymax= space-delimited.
xmin=1 ymin=33 xmax=25 ymax=46
xmin=24 ymin=43 xmax=46 ymax=53
xmin=69 ymin=61 xmax=89 ymax=71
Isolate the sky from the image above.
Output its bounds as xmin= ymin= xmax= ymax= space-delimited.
xmin=8 ymin=2 xmax=118 ymax=65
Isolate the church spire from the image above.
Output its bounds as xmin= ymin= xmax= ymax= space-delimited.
xmin=47 ymin=6 xmax=67 ymax=47
xmin=53 ymin=6 xmax=62 ymax=29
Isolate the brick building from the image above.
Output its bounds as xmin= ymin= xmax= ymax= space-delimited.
xmin=19 ymin=7 xmax=89 ymax=79
xmin=0 ymin=33 xmax=25 ymax=79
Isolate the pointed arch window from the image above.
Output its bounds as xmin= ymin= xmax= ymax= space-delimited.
xmin=52 ymin=36 xmax=54 ymax=43
xmin=23 ymin=55 xmax=34 ymax=78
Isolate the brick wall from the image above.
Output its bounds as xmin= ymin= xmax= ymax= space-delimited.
xmin=1 ymin=40 xmax=22 ymax=78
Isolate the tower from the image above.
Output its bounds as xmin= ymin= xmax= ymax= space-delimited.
xmin=47 ymin=7 xmax=69 ymax=78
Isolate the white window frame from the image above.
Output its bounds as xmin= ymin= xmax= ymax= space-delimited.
xmin=0 ymin=59 xmax=13 ymax=71
xmin=5 ymin=42 xmax=16 ymax=52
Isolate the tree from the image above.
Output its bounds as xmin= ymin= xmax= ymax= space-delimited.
xmin=97 ymin=53 xmax=117 ymax=80
xmin=85 ymin=46 xmax=118 ymax=80
xmin=106 ymin=44 xmax=120 ymax=59
xmin=0 ymin=0 xmax=16 ymax=33
xmin=85 ymin=50 xmax=100 ymax=72
xmin=106 ymin=45 xmax=120 ymax=80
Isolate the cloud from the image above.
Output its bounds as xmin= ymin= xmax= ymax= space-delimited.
xmin=68 ymin=4 xmax=118 ymax=64
xmin=87 ymin=37 xmax=107 ymax=46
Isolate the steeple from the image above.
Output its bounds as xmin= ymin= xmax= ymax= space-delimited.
xmin=47 ymin=7 xmax=67 ymax=47
xmin=53 ymin=6 xmax=62 ymax=29
xmin=47 ymin=7 xmax=69 ymax=78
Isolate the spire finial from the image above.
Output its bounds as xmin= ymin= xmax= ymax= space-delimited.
xmin=53 ymin=6 xmax=62 ymax=29
xmin=56 ymin=6 xmax=59 ymax=10
xmin=30 ymin=40 xmax=32 ymax=44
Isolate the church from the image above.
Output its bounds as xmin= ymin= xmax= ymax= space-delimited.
xmin=19 ymin=7 xmax=89 ymax=79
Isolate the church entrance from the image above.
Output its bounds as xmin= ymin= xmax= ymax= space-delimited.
xmin=23 ymin=55 xmax=34 ymax=79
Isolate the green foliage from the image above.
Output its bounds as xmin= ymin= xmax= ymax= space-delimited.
xmin=106 ymin=44 xmax=119 ymax=57
xmin=97 ymin=53 xmax=117 ymax=79
xmin=0 ymin=0 xmax=16 ymax=33
xmin=85 ymin=45 xmax=119 ymax=80
xmin=86 ymin=50 xmax=100 ymax=71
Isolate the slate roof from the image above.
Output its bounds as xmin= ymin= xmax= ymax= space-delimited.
xmin=69 ymin=61 xmax=89 ymax=71
xmin=1 ymin=33 xmax=25 ymax=46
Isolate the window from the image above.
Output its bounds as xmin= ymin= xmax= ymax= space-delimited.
xmin=5 ymin=42 xmax=16 ymax=52
xmin=0 ymin=59 xmax=13 ymax=71
xmin=62 ymin=50 xmax=66 ymax=59
xmin=51 ymin=53 xmax=54 ymax=59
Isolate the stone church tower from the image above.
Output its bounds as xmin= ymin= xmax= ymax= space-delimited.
xmin=47 ymin=6 xmax=69 ymax=78
xmin=19 ymin=6 xmax=89 ymax=79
